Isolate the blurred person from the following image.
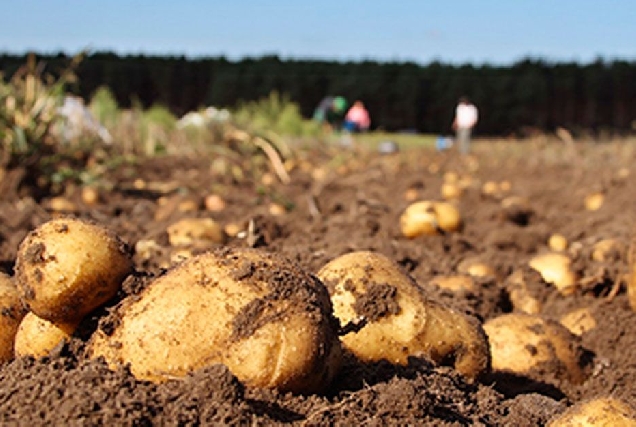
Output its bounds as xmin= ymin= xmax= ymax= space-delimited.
xmin=343 ymin=100 xmax=371 ymax=132
xmin=313 ymin=95 xmax=348 ymax=132
xmin=452 ymin=96 xmax=478 ymax=154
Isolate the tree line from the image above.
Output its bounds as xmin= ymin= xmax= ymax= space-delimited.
xmin=1 ymin=52 xmax=635 ymax=136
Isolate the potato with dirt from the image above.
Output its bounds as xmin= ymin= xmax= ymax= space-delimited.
xmin=0 ymin=273 xmax=27 ymax=363
xmin=483 ymin=313 xmax=592 ymax=384
xmin=89 ymin=247 xmax=342 ymax=394
xmin=317 ymin=251 xmax=490 ymax=380
xmin=547 ymin=397 xmax=636 ymax=426
xmin=14 ymin=312 xmax=78 ymax=358
xmin=400 ymin=200 xmax=462 ymax=237
xmin=528 ymin=251 xmax=579 ymax=296
xmin=14 ymin=218 xmax=133 ymax=322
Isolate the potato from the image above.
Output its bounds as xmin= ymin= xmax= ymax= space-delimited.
xmin=482 ymin=180 xmax=512 ymax=199
xmin=559 ymin=307 xmax=596 ymax=336
xmin=430 ymin=275 xmax=475 ymax=293
xmin=547 ymin=397 xmax=636 ymax=427
xmin=443 ymin=171 xmax=459 ymax=183
xmin=457 ymin=257 xmax=496 ymax=278
xmin=204 ymin=194 xmax=226 ymax=212
xmin=80 ymin=186 xmax=100 ymax=205
xmin=317 ymin=251 xmax=490 ymax=380
xmin=591 ymin=238 xmax=624 ymax=263
xmin=481 ymin=180 xmax=500 ymax=197
xmin=400 ymin=201 xmax=462 ymax=237
xmin=14 ymin=312 xmax=78 ymax=358
xmin=484 ymin=313 xmax=591 ymax=384
xmin=0 ymin=273 xmax=27 ymax=363
xmin=89 ymin=247 xmax=341 ymax=394
xmin=47 ymin=196 xmax=77 ymax=213
xmin=166 ymin=217 xmax=226 ymax=247
xmin=529 ymin=252 xmax=578 ymax=295
xmin=403 ymin=188 xmax=419 ymax=202
xmin=441 ymin=182 xmax=462 ymax=200
xmin=15 ymin=218 xmax=133 ymax=322
xmin=584 ymin=192 xmax=604 ymax=211
xmin=548 ymin=234 xmax=569 ymax=252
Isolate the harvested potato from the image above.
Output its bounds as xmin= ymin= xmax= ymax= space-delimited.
xmin=547 ymin=397 xmax=636 ymax=427
xmin=481 ymin=181 xmax=499 ymax=197
xmin=457 ymin=257 xmax=496 ymax=278
xmin=15 ymin=218 xmax=133 ymax=322
xmin=14 ymin=312 xmax=78 ymax=358
xmin=403 ymin=188 xmax=419 ymax=202
xmin=89 ymin=248 xmax=341 ymax=394
xmin=591 ymin=238 xmax=624 ymax=262
xmin=484 ymin=313 xmax=591 ymax=384
xmin=559 ymin=307 xmax=596 ymax=336
xmin=268 ymin=203 xmax=286 ymax=216
xmin=0 ymin=273 xmax=27 ymax=363
xmin=443 ymin=171 xmax=459 ymax=183
xmin=481 ymin=180 xmax=510 ymax=199
xmin=80 ymin=186 xmax=100 ymax=205
xmin=177 ymin=199 xmax=199 ymax=213
xmin=166 ymin=217 xmax=226 ymax=247
xmin=529 ymin=252 xmax=578 ymax=295
xmin=584 ymin=192 xmax=604 ymax=211
xmin=317 ymin=251 xmax=490 ymax=380
xmin=430 ymin=275 xmax=475 ymax=293
xmin=441 ymin=182 xmax=462 ymax=200
xmin=47 ymin=196 xmax=77 ymax=213
xmin=400 ymin=201 xmax=462 ymax=237
xmin=134 ymin=239 xmax=164 ymax=263
xmin=224 ymin=222 xmax=242 ymax=237
xmin=204 ymin=194 xmax=226 ymax=212
xmin=548 ymin=234 xmax=569 ymax=252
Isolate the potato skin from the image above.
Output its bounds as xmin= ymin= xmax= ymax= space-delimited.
xmin=400 ymin=201 xmax=462 ymax=237
xmin=89 ymin=247 xmax=342 ymax=394
xmin=15 ymin=218 xmax=133 ymax=322
xmin=0 ymin=273 xmax=27 ymax=363
xmin=14 ymin=312 xmax=78 ymax=358
xmin=317 ymin=251 xmax=490 ymax=380
xmin=547 ymin=397 xmax=636 ymax=427
xmin=528 ymin=252 xmax=578 ymax=295
xmin=484 ymin=313 xmax=591 ymax=384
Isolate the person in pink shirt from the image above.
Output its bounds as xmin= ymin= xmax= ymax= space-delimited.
xmin=343 ymin=100 xmax=371 ymax=132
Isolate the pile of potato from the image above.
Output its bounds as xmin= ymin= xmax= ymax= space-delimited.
xmin=1 ymin=215 xmax=635 ymax=423
xmin=2 ymin=218 xmax=133 ymax=361
xmin=0 ymin=216 xmax=494 ymax=394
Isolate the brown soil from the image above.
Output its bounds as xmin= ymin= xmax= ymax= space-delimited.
xmin=1 ymin=140 xmax=635 ymax=425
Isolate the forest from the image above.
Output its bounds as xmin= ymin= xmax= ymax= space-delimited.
xmin=1 ymin=51 xmax=635 ymax=136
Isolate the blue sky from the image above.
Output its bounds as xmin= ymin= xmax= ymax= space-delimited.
xmin=2 ymin=1 xmax=635 ymax=65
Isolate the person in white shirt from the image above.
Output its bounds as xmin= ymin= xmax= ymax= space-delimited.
xmin=452 ymin=96 xmax=479 ymax=154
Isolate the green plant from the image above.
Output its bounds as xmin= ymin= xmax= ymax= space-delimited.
xmin=232 ymin=91 xmax=320 ymax=138
xmin=0 ymin=54 xmax=101 ymax=197
xmin=0 ymin=54 xmax=81 ymax=169
xmin=89 ymin=86 xmax=119 ymax=129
